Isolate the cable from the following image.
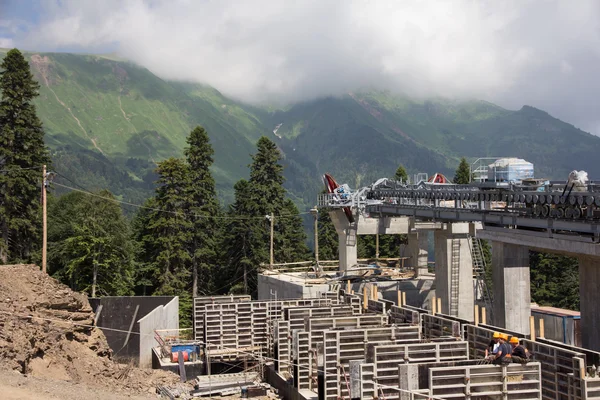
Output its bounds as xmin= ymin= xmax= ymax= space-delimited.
xmin=0 ymin=165 xmax=45 ymax=173
xmin=52 ymin=180 xmax=312 ymax=221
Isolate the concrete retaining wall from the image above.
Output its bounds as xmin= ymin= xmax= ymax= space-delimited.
xmin=92 ymin=296 xmax=177 ymax=367
xmin=138 ymin=297 xmax=179 ymax=368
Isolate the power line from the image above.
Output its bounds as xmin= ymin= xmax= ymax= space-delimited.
xmin=52 ymin=180 xmax=312 ymax=221
xmin=0 ymin=165 xmax=45 ymax=173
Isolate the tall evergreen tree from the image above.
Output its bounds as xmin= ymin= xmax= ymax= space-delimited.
xmin=184 ymin=126 xmax=220 ymax=297
xmin=222 ymin=179 xmax=257 ymax=294
xmin=138 ymin=158 xmax=193 ymax=324
xmin=224 ymin=136 xmax=308 ymax=295
xmin=530 ymin=252 xmax=579 ymax=310
xmin=47 ymin=190 xmax=134 ymax=296
xmin=0 ymin=49 xmax=51 ymax=262
xmin=453 ymin=157 xmax=471 ymax=184
xmin=394 ymin=164 xmax=409 ymax=182
xmin=317 ymin=208 xmax=338 ymax=261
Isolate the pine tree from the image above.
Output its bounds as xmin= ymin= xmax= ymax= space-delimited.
xmin=453 ymin=157 xmax=471 ymax=184
xmin=394 ymin=164 xmax=409 ymax=182
xmin=317 ymin=208 xmax=338 ymax=261
xmin=530 ymin=252 xmax=579 ymax=310
xmin=47 ymin=190 xmax=134 ymax=296
xmin=222 ymin=179 xmax=256 ymax=294
xmin=224 ymin=136 xmax=308 ymax=295
xmin=277 ymin=198 xmax=310 ymax=262
xmin=184 ymin=126 xmax=220 ymax=297
xmin=0 ymin=48 xmax=51 ymax=262
xmin=138 ymin=158 xmax=193 ymax=324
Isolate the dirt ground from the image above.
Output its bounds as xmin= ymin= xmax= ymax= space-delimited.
xmin=0 ymin=264 xmax=185 ymax=397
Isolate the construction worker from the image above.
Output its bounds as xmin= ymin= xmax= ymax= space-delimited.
xmin=489 ymin=333 xmax=511 ymax=365
xmin=485 ymin=332 xmax=501 ymax=358
xmin=509 ymin=337 xmax=529 ymax=364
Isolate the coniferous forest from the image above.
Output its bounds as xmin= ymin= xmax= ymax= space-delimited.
xmin=0 ymin=49 xmax=580 ymax=326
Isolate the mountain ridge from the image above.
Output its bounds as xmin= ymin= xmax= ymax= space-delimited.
xmin=1 ymin=48 xmax=599 ymax=208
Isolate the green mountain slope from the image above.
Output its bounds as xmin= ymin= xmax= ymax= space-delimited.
xmin=2 ymin=48 xmax=600 ymax=209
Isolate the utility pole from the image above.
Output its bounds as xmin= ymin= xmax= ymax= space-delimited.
xmin=310 ymin=207 xmax=320 ymax=278
xmin=268 ymin=213 xmax=274 ymax=269
xmin=42 ymin=164 xmax=47 ymax=274
xmin=375 ymin=233 xmax=380 ymax=260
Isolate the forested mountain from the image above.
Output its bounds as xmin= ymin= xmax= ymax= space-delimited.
xmin=2 ymin=48 xmax=600 ymax=210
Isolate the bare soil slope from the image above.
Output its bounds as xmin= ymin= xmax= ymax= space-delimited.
xmin=0 ymin=264 xmax=181 ymax=395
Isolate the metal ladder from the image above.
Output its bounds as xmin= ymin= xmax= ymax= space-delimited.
xmin=469 ymin=235 xmax=494 ymax=320
xmin=449 ymin=239 xmax=461 ymax=316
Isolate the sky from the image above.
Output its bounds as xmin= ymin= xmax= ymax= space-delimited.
xmin=1 ymin=0 xmax=600 ymax=134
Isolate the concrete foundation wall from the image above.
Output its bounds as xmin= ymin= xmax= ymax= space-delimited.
xmin=139 ymin=297 xmax=179 ymax=368
xmin=92 ymin=296 xmax=177 ymax=366
xmin=258 ymin=274 xmax=331 ymax=300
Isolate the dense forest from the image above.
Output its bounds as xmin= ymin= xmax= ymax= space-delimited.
xmin=0 ymin=49 xmax=581 ymax=328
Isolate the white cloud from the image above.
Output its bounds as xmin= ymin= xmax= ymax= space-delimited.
xmin=9 ymin=0 xmax=600 ymax=133
xmin=0 ymin=37 xmax=13 ymax=48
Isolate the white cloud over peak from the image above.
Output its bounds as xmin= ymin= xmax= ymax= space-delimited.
xmin=6 ymin=0 xmax=600 ymax=133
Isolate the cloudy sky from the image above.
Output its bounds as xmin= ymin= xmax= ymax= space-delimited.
xmin=1 ymin=0 xmax=600 ymax=134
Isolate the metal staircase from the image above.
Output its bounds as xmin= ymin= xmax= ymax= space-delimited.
xmin=449 ymin=239 xmax=461 ymax=316
xmin=469 ymin=236 xmax=494 ymax=320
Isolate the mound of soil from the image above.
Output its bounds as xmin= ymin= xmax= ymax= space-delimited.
xmin=0 ymin=264 xmax=181 ymax=395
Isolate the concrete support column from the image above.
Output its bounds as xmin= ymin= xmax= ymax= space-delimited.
xmin=491 ymin=242 xmax=531 ymax=334
xmin=329 ymin=210 xmax=357 ymax=272
xmin=407 ymin=232 xmax=429 ymax=277
xmin=433 ymin=223 xmax=474 ymax=319
xmin=578 ymin=256 xmax=600 ymax=351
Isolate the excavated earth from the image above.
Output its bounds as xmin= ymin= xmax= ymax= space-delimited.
xmin=0 ymin=264 xmax=184 ymax=398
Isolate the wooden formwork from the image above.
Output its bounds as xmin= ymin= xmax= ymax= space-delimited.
xmin=201 ymin=298 xmax=333 ymax=360
xmin=284 ymin=305 xmax=354 ymax=332
xmin=305 ymin=314 xmax=388 ymax=331
xmin=357 ymin=341 xmax=470 ymax=400
xmin=342 ymin=292 xmax=363 ymax=314
xmin=389 ymin=305 xmax=421 ymax=326
xmin=465 ymin=324 xmax=591 ymax=400
xmin=274 ymin=320 xmax=291 ymax=375
xmin=319 ymin=326 xmax=422 ymax=400
xmin=427 ymin=362 xmax=542 ymax=400
xmin=193 ymin=295 xmax=251 ymax=341
xmin=422 ymin=313 xmax=462 ymax=339
xmin=293 ymin=331 xmax=311 ymax=390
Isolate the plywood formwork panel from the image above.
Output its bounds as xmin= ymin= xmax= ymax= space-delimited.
xmin=465 ymin=324 xmax=587 ymax=400
xmin=423 ymin=313 xmax=461 ymax=339
xmin=359 ymin=341 xmax=470 ymax=400
xmin=389 ymin=305 xmax=421 ymax=326
xmin=193 ymin=295 xmax=251 ymax=341
xmin=201 ymin=298 xmax=333 ymax=360
xmin=342 ymin=292 xmax=363 ymax=314
xmin=319 ymin=326 xmax=422 ymax=400
xmin=428 ymin=363 xmax=542 ymax=400
xmin=305 ymin=314 xmax=388 ymax=331
xmin=284 ymin=305 xmax=354 ymax=332
xmin=274 ymin=320 xmax=291 ymax=375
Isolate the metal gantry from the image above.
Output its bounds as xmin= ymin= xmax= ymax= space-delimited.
xmin=318 ymin=178 xmax=600 ymax=241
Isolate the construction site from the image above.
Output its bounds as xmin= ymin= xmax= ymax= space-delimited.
xmin=4 ymin=162 xmax=600 ymax=400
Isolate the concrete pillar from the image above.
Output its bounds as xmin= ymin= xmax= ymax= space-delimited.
xmin=398 ymin=364 xmax=419 ymax=400
xmin=329 ymin=209 xmax=357 ymax=272
xmin=578 ymin=256 xmax=600 ymax=351
xmin=492 ymin=242 xmax=531 ymax=334
xmin=407 ymin=231 xmax=429 ymax=277
xmin=434 ymin=223 xmax=474 ymax=320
